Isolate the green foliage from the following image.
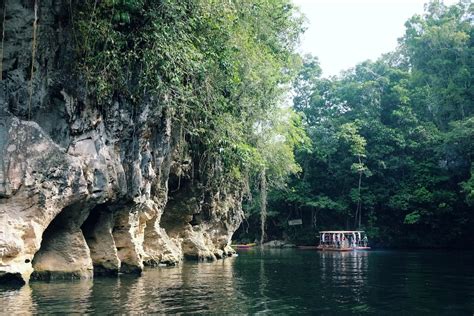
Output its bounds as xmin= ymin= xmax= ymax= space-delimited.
xmin=403 ymin=0 xmax=473 ymax=127
xmin=257 ymin=0 xmax=474 ymax=248
xmin=339 ymin=123 xmax=367 ymax=157
xmin=74 ymin=0 xmax=306 ymax=193
xmin=404 ymin=211 xmax=422 ymax=224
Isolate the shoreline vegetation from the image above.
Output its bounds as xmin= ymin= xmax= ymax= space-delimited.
xmin=233 ymin=239 xmax=474 ymax=251
xmin=236 ymin=0 xmax=473 ymax=249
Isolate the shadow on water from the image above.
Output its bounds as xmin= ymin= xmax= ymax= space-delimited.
xmin=0 ymin=250 xmax=473 ymax=314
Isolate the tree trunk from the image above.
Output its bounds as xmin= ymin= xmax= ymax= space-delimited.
xmin=260 ymin=169 xmax=267 ymax=246
xmin=355 ymin=155 xmax=363 ymax=229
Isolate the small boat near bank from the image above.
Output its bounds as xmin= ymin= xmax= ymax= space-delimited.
xmin=231 ymin=243 xmax=257 ymax=249
xmin=297 ymin=245 xmax=319 ymax=250
xmin=316 ymin=230 xmax=370 ymax=251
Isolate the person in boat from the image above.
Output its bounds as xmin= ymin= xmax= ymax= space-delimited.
xmin=363 ymin=235 xmax=368 ymax=247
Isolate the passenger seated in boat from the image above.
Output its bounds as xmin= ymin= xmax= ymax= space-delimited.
xmin=342 ymin=236 xmax=348 ymax=248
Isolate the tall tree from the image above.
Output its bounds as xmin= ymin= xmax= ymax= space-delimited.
xmin=253 ymin=0 xmax=474 ymax=248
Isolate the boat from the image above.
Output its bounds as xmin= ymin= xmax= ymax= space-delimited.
xmin=297 ymin=245 xmax=319 ymax=250
xmin=231 ymin=243 xmax=257 ymax=249
xmin=316 ymin=245 xmax=353 ymax=251
xmin=316 ymin=230 xmax=371 ymax=251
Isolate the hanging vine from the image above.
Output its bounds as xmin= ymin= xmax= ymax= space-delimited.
xmin=28 ymin=0 xmax=39 ymax=120
xmin=259 ymin=168 xmax=267 ymax=246
xmin=0 ymin=0 xmax=6 ymax=81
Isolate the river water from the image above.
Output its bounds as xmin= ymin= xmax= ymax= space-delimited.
xmin=1 ymin=249 xmax=473 ymax=314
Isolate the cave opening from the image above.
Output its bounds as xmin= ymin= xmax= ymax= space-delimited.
xmin=31 ymin=202 xmax=93 ymax=281
xmin=81 ymin=203 xmax=120 ymax=276
xmin=161 ymin=178 xmax=198 ymax=237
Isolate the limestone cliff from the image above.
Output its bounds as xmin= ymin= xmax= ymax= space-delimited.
xmin=0 ymin=0 xmax=242 ymax=284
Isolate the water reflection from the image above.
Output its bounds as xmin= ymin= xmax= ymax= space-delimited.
xmin=31 ymin=280 xmax=93 ymax=314
xmin=0 ymin=285 xmax=35 ymax=315
xmin=88 ymin=257 xmax=243 ymax=314
xmin=257 ymin=257 xmax=269 ymax=313
xmin=0 ymin=250 xmax=473 ymax=314
xmin=319 ymin=251 xmax=370 ymax=312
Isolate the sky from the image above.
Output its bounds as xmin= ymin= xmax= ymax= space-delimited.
xmin=292 ymin=0 xmax=457 ymax=77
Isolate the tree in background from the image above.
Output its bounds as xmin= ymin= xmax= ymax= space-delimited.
xmin=242 ymin=0 xmax=474 ymax=248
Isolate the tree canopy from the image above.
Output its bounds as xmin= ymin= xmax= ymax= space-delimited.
xmin=237 ymin=0 xmax=474 ymax=248
xmin=75 ymin=0 xmax=308 ymax=198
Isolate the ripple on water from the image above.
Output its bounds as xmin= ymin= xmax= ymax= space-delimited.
xmin=0 ymin=250 xmax=474 ymax=314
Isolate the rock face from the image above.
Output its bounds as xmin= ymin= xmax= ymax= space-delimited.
xmin=0 ymin=0 xmax=243 ymax=284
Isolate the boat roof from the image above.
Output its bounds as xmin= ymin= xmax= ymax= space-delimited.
xmin=319 ymin=231 xmax=365 ymax=233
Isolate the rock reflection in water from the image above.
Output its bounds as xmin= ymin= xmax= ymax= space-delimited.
xmin=0 ymin=285 xmax=35 ymax=315
xmin=0 ymin=280 xmax=94 ymax=315
xmin=84 ymin=257 xmax=243 ymax=314
xmin=124 ymin=257 xmax=242 ymax=314
xmin=0 ymin=257 xmax=242 ymax=314
xmin=0 ymin=250 xmax=473 ymax=314
xmin=30 ymin=280 xmax=93 ymax=314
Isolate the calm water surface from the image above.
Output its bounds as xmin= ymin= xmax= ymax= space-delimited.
xmin=1 ymin=250 xmax=473 ymax=314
